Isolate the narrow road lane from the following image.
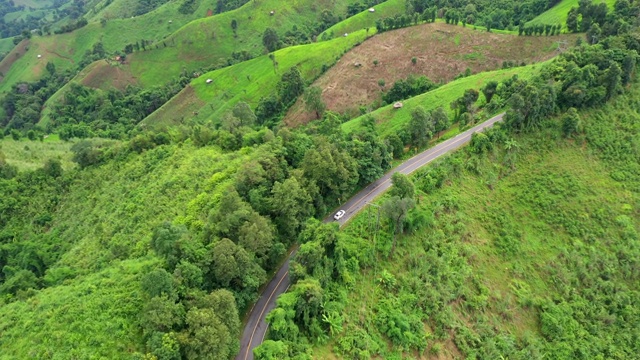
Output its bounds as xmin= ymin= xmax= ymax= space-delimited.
xmin=235 ymin=113 xmax=505 ymax=360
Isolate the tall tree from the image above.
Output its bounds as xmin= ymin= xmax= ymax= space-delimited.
xmin=303 ymin=86 xmax=326 ymax=119
xmin=278 ymin=67 xmax=305 ymax=107
xmin=382 ymin=196 xmax=415 ymax=255
xmin=390 ymin=172 xmax=415 ymax=200
xmin=407 ymin=106 xmax=433 ymax=151
xmin=262 ymin=28 xmax=280 ymax=52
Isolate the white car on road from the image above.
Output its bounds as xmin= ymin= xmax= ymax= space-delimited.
xmin=333 ymin=210 xmax=346 ymax=221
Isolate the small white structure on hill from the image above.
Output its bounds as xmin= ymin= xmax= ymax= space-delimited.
xmin=344 ymin=33 xmax=348 ymax=37
xmin=37 ymin=54 xmax=42 ymax=59
xmin=393 ymin=102 xmax=403 ymax=109
xmin=206 ymin=79 xmax=213 ymax=84
xmin=369 ymin=8 xmax=375 ymax=13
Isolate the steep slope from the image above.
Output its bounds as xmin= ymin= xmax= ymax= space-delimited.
xmin=527 ymin=0 xmax=615 ymax=28
xmin=0 ymin=0 xmax=216 ymax=93
xmin=140 ymin=30 xmax=370 ymax=129
xmin=285 ymin=22 xmax=578 ymax=126
xmin=128 ymin=0 xmax=365 ymax=87
xmin=309 ymin=84 xmax=640 ymax=358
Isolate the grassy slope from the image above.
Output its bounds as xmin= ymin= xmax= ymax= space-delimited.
xmin=286 ymin=23 xmax=577 ymax=126
xmin=129 ymin=0 xmax=363 ymax=87
xmin=141 ymin=29 xmax=370 ymax=129
xmin=0 ymin=142 xmax=251 ymax=358
xmin=0 ymin=0 xmax=214 ymax=93
xmin=0 ymin=137 xmax=75 ymax=171
xmin=0 ymin=37 xmax=15 ymax=54
xmin=319 ymin=0 xmax=405 ymax=39
xmin=38 ymin=60 xmax=138 ymax=127
xmin=341 ymin=63 xmax=543 ymax=137
xmin=89 ymin=0 xmax=145 ymax=20
xmin=527 ymin=0 xmax=616 ymax=28
xmin=314 ymin=84 xmax=640 ymax=359
xmin=0 ymin=259 xmax=153 ymax=359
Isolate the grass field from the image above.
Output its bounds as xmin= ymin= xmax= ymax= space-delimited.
xmin=0 ymin=38 xmax=15 ymax=55
xmin=341 ymin=63 xmax=543 ymax=137
xmin=141 ymin=29 xmax=371 ymax=129
xmin=89 ymin=0 xmax=150 ymax=20
xmin=527 ymin=0 xmax=616 ymax=28
xmin=286 ymin=22 xmax=577 ymax=125
xmin=0 ymin=137 xmax=76 ymax=171
xmin=319 ymin=0 xmax=405 ymax=40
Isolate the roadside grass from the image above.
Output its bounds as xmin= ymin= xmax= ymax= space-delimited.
xmin=319 ymin=0 xmax=405 ymax=40
xmin=0 ymin=137 xmax=76 ymax=171
xmin=141 ymin=29 xmax=371 ymax=129
xmin=341 ymin=63 xmax=543 ymax=137
xmin=527 ymin=0 xmax=615 ymax=28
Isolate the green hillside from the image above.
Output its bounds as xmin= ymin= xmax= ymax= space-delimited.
xmin=319 ymin=0 xmax=405 ymax=39
xmin=0 ymin=140 xmax=253 ymax=358
xmin=342 ymin=63 xmax=543 ymax=136
xmin=527 ymin=0 xmax=615 ymax=28
xmin=311 ymin=83 xmax=640 ymax=358
xmin=141 ymin=29 xmax=370 ymax=129
xmin=129 ymin=0 xmax=364 ymax=87
xmin=0 ymin=0 xmax=216 ymax=93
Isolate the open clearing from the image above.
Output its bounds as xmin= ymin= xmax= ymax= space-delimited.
xmin=284 ymin=22 xmax=579 ymax=126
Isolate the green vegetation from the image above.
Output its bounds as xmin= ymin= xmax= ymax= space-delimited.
xmin=1 ymin=1 xmax=640 ymax=359
xmin=342 ymin=63 xmax=542 ymax=136
xmin=256 ymin=16 xmax=640 ymax=357
xmin=130 ymin=0 xmax=366 ymax=87
xmin=527 ymin=0 xmax=615 ymax=28
xmin=319 ymin=0 xmax=405 ymax=40
xmin=0 ymin=137 xmax=75 ymax=171
xmin=142 ymin=30 xmax=369 ymax=129
xmin=307 ymin=87 xmax=640 ymax=357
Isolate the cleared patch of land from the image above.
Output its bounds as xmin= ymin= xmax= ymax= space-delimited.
xmin=284 ymin=22 xmax=578 ymax=126
xmin=79 ymin=59 xmax=139 ymax=91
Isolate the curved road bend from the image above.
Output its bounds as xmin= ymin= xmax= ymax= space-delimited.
xmin=235 ymin=113 xmax=505 ymax=360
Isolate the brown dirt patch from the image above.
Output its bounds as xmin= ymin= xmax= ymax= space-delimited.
xmin=284 ymin=23 xmax=579 ymax=127
xmin=0 ymin=39 xmax=30 ymax=81
xmin=79 ymin=59 xmax=139 ymax=91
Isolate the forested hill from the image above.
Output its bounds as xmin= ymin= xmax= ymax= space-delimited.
xmin=0 ymin=0 xmax=639 ymax=359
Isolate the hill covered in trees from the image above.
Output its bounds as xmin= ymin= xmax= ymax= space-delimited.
xmin=1 ymin=0 xmax=639 ymax=359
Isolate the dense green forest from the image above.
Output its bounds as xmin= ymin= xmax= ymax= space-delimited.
xmin=1 ymin=0 xmax=639 ymax=359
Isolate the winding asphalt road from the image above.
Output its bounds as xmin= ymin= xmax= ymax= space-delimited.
xmin=235 ymin=113 xmax=505 ymax=360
